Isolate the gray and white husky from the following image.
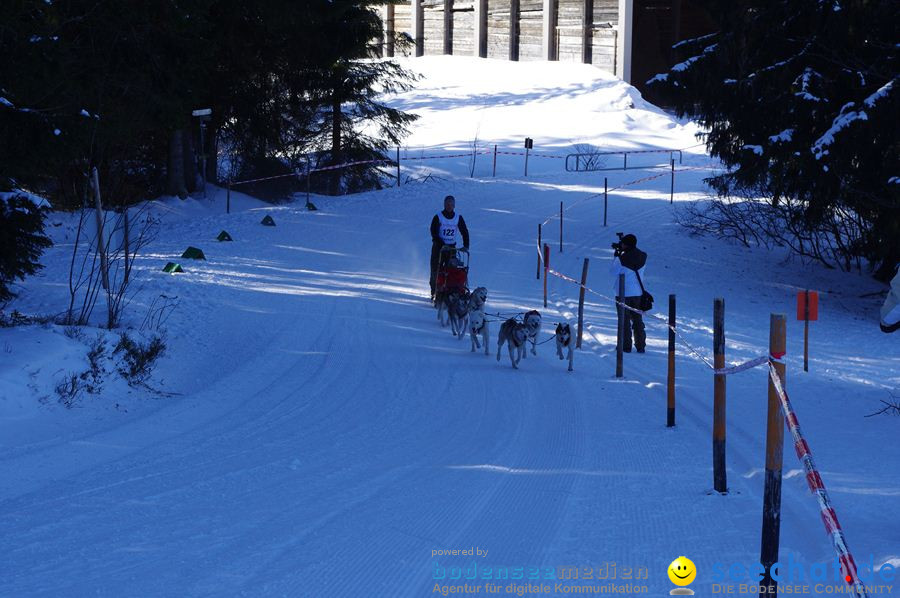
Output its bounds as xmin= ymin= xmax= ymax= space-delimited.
xmin=467 ymin=305 xmax=489 ymax=354
xmin=447 ymin=290 xmax=471 ymax=337
xmin=555 ymin=322 xmax=574 ymax=372
xmin=521 ymin=310 xmax=542 ymax=358
xmin=468 ymin=287 xmax=487 ymax=311
xmin=496 ymin=318 xmax=528 ymax=368
xmin=438 ymin=289 xmax=469 ymax=334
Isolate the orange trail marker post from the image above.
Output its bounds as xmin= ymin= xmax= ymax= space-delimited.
xmin=796 ymin=290 xmax=818 ymax=372
xmin=616 ymin=274 xmax=625 ymax=378
xmin=761 ymin=314 xmax=786 ymax=595
xmin=543 ymin=243 xmax=550 ymax=308
xmin=713 ymin=297 xmax=727 ymax=494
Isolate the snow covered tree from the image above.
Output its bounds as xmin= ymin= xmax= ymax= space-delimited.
xmin=649 ymin=0 xmax=899 ymax=279
xmin=0 ymin=195 xmax=52 ymax=304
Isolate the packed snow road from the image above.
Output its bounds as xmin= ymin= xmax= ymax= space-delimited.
xmin=2 ymin=56 xmax=897 ymax=597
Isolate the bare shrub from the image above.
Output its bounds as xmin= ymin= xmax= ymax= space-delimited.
xmin=114 ymin=332 xmax=165 ymax=385
xmin=676 ymin=188 xmax=870 ymax=272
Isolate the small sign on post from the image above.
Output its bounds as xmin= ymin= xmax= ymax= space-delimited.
xmin=524 ymin=137 xmax=533 ymax=176
xmin=796 ymin=290 xmax=818 ymax=372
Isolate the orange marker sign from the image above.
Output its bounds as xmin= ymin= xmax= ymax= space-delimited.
xmin=797 ymin=290 xmax=819 ymax=321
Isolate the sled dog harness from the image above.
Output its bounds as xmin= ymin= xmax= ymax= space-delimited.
xmin=438 ymin=212 xmax=459 ymax=245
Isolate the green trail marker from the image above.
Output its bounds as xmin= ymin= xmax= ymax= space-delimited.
xmin=181 ymin=246 xmax=206 ymax=260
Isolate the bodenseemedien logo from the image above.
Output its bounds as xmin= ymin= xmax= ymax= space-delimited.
xmin=668 ymin=556 xmax=696 ymax=595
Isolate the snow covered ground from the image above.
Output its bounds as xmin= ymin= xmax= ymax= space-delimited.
xmin=1 ymin=56 xmax=898 ymax=597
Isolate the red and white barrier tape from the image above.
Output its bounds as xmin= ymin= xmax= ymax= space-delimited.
xmin=231 ymin=158 xmax=392 ymax=186
xmin=767 ymin=362 xmax=868 ymax=598
xmin=311 ymin=158 xmax=392 ymax=173
xmin=402 ymin=151 xmax=493 ymax=161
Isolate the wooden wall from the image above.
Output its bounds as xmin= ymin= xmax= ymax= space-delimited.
xmin=422 ymin=0 xmax=446 ymax=55
xmin=591 ymin=0 xmax=619 ymax=74
xmin=486 ymin=0 xmax=512 ymax=59
xmin=379 ymin=0 xmax=620 ymax=75
xmin=394 ymin=3 xmax=414 ymax=56
xmin=452 ymin=1 xmax=476 ymax=55
xmin=518 ymin=0 xmax=543 ymax=60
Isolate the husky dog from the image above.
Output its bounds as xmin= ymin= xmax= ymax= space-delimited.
xmin=521 ymin=310 xmax=542 ymax=357
xmin=437 ymin=289 xmax=467 ymax=329
xmin=496 ymin=318 xmax=528 ymax=368
xmin=555 ymin=322 xmax=574 ymax=372
xmin=468 ymin=287 xmax=488 ymax=310
xmin=467 ymin=302 xmax=489 ymax=354
xmin=447 ymin=290 xmax=471 ymax=338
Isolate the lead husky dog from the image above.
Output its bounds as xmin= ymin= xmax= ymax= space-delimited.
xmin=467 ymin=301 xmax=489 ymax=353
xmin=496 ymin=318 xmax=528 ymax=368
xmin=521 ymin=310 xmax=542 ymax=358
xmin=555 ymin=322 xmax=574 ymax=371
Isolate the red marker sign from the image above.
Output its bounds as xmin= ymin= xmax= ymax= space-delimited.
xmin=797 ymin=290 xmax=819 ymax=372
xmin=797 ymin=290 xmax=819 ymax=321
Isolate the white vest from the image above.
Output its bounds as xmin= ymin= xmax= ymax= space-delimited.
xmin=438 ymin=212 xmax=459 ymax=244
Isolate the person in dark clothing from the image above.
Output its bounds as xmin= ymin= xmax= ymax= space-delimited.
xmin=608 ymin=233 xmax=647 ymax=352
xmin=430 ymin=195 xmax=470 ymax=301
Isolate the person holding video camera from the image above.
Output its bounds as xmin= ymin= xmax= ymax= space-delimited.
xmin=609 ymin=233 xmax=648 ymax=353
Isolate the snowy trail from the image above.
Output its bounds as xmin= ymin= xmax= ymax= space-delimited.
xmin=2 ymin=57 xmax=898 ymax=598
xmin=0 ymin=178 xmax=759 ymax=596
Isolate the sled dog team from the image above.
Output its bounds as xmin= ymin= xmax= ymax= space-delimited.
xmin=430 ymin=194 xmax=576 ymax=370
xmin=437 ymin=286 xmax=574 ymax=372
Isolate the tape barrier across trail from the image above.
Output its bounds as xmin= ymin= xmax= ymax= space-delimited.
xmin=767 ymin=363 xmax=869 ymax=598
xmin=533 ymin=167 xmax=868 ymax=598
xmin=402 ymin=151 xmax=494 ymax=161
xmin=231 ymin=158 xmax=393 ymax=186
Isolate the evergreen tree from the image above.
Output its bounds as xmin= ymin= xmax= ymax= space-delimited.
xmin=0 ymin=195 xmax=52 ymax=303
xmin=649 ymin=0 xmax=899 ymax=279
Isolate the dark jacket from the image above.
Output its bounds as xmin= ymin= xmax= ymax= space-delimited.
xmin=430 ymin=210 xmax=470 ymax=247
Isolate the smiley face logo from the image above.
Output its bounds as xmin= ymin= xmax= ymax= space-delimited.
xmin=668 ymin=556 xmax=696 ymax=587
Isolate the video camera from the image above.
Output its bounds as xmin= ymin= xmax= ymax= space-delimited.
xmin=611 ymin=232 xmax=626 ymax=257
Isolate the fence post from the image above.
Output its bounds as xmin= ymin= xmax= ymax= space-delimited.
xmin=670 ymin=159 xmax=675 ymax=204
xmin=577 ymin=258 xmax=590 ymax=349
xmin=803 ymin=290 xmax=809 ymax=372
xmin=623 ymin=153 xmax=627 ymax=170
xmin=543 ymin=243 xmax=550 ymax=308
xmin=713 ymin=297 xmax=727 ymax=494
xmin=616 ymin=273 xmax=624 ymax=378
xmin=524 ymin=147 xmax=530 ymax=177
xmin=667 ymin=294 xmax=676 ymax=427
xmin=492 ymin=144 xmax=498 ymax=177
xmin=537 ymin=224 xmax=542 ymax=280
xmin=761 ymin=314 xmax=786 ymax=595
xmin=226 ymin=180 xmax=231 ymax=214
xmin=397 ymin=146 xmax=401 ymax=186
xmin=603 ymin=177 xmax=608 ymax=227
xmin=559 ymin=201 xmax=563 ymax=253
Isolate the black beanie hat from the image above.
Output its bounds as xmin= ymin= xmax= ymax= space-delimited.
xmin=622 ymin=234 xmax=637 ymax=247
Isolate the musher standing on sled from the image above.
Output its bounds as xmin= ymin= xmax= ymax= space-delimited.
xmin=430 ymin=195 xmax=470 ymax=303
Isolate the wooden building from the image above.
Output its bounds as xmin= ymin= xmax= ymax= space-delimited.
xmin=377 ymin=0 xmax=715 ymax=103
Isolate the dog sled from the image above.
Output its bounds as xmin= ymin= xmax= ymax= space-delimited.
xmin=435 ymin=246 xmax=469 ymax=299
